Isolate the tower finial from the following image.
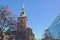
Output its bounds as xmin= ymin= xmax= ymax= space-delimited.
xmin=20 ymin=4 xmax=26 ymax=17
xmin=22 ymin=3 xmax=24 ymax=8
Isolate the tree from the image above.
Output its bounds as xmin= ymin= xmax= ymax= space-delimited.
xmin=43 ymin=29 xmax=52 ymax=40
xmin=31 ymin=33 xmax=35 ymax=40
xmin=0 ymin=5 xmax=17 ymax=40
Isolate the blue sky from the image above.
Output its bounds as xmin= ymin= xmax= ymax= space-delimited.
xmin=0 ymin=0 xmax=60 ymax=39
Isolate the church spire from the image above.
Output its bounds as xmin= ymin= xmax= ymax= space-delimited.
xmin=22 ymin=4 xmax=24 ymax=8
xmin=20 ymin=4 xmax=26 ymax=17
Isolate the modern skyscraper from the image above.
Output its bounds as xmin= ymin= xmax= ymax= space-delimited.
xmin=43 ymin=14 xmax=60 ymax=40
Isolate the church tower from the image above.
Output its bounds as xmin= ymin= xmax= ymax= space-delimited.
xmin=17 ymin=4 xmax=35 ymax=40
xmin=17 ymin=4 xmax=27 ymax=32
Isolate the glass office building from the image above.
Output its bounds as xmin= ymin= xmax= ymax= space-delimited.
xmin=48 ymin=14 xmax=60 ymax=40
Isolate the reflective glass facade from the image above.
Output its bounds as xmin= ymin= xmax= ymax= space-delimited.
xmin=48 ymin=14 xmax=60 ymax=39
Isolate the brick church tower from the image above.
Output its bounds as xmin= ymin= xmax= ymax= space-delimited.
xmin=17 ymin=4 xmax=27 ymax=32
xmin=16 ymin=4 xmax=35 ymax=40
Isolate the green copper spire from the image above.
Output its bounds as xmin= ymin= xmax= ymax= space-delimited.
xmin=20 ymin=4 xmax=26 ymax=17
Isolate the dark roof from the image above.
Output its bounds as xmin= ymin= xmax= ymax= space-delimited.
xmin=4 ymin=31 xmax=17 ymax=35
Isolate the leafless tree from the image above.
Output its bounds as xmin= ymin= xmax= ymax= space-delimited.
xmin=43 ymin=29 xmax=52 ymax=40
xmin=0 ymin=5 xmax=17 ymax=31
xmin=0 ymin=5 xmax=17 ymax=40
